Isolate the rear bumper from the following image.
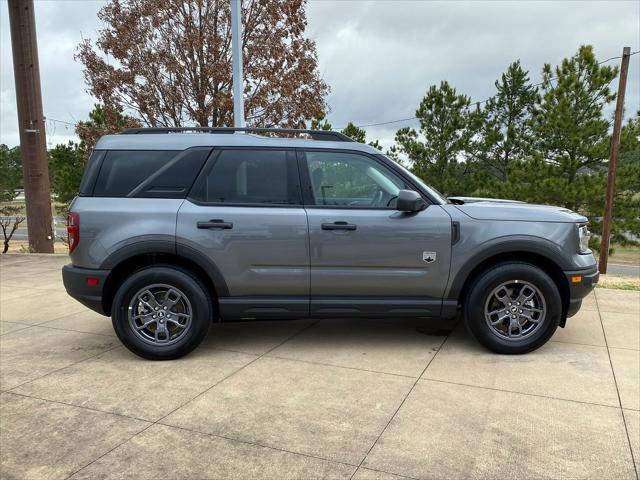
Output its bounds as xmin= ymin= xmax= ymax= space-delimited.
xmin=564 ymin=265 xmax=599 ymax=318
xmin=62 ymin=264 xmax=110 ymax=316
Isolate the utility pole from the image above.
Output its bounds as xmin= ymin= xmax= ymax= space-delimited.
xmin=598 ymin=47 xmax=631 ymax=275
xmin=8 ymin=0 xmax=54 ymax=253
xmin=231 ymin=0 xmax=245 ymax=128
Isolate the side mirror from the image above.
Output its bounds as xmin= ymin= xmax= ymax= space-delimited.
xmin=396 ymin=189 xmax=427 ymax=212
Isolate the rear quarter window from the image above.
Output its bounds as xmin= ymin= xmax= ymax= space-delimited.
xmin=93 ymin=150 xmax=177 ymax=197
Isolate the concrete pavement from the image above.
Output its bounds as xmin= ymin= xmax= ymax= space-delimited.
xmin=0 ymin=254 xmax=638 ymax=479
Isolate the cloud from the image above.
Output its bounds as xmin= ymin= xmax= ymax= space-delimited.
xmin=1 ymin=0 xmax=638 ymax=151
xmin=307 ymin=0 xmax=640 ymax=149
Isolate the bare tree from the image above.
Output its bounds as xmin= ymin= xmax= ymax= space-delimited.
xmin=77 ymin=0 xmax=329 ymax=128
xmin=1 ymin=206 xmax=26 ymax=254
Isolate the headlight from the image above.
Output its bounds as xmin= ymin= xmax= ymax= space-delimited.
xmin=578 ymin=224 xmax=590 ymax=253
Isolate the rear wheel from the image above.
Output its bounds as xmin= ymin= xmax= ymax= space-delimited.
xmin=111 ymin=266 xmax=212 ymax=360
xmin=463 ymin=262 xmax=561 ymax=354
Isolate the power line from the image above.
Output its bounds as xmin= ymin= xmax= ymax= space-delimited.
xmin=43 ymin=50 xmax=640 ymax=133
xmin=342 ymin=50 xmax=639 ymax=130
xmin=45 ymin=116 xmax=77 ymax=127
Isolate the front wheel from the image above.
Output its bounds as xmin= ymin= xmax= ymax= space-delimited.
xmin=111 ymin=266 xmax=212 ymax=360
xmin=463 ymin=262 xmax=561 ymax=354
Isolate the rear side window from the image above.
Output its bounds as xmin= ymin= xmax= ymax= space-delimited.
xmin=93 ymin=150 xmax=177 ymax=197
xmin=78 ymin=150 xmax=106 ymax=196
xmin=190 ymin=149 xmax=300 ymax=205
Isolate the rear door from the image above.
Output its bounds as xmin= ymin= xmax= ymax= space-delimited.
xmin=176 ymin=148 xmax=309 ymax=320
xmin=300 ymin=149 xmax=452 ymax=317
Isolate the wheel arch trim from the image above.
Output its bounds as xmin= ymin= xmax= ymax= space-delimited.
xmin=99 ymin=240 xmax=229 ymax=315
xmin=446 ymin=237 xmax=572 ymax=303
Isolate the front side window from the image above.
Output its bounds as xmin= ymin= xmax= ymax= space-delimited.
xmin=190 ymin=149 xmax=300 ymax=205
xmin=305 ymin=151 xmax=406 ymax=208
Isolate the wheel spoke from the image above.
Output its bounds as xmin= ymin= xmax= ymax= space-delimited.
xmin=515 ymin=285 xmax=536 ymax=305
xmin=493 ymin=286 xmax=512 ymax=306
xmin=167 ymin=318 xmax=187 ymax=329
xmin=507 ymin=318 xmax=522 ymax=337
xmin=163 ymin=288 xmax=183 ymax=309
xmin=488 ymin=310 xmax=509 ymax=326
xmin=134 ymin=317 xmax=156 ymax=331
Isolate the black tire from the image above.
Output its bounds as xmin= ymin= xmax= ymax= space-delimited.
xmin=111 ymin=265 xmax=213 ymax=360
xmin=463 ymin=262 xmax=561 ymax=354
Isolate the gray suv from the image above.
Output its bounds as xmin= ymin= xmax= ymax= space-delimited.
xmin=62 ymin=127 xmax=599 ymax=360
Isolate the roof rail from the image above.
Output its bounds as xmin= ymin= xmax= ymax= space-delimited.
xmin=119 ymin=127 xmax=354 ymax=142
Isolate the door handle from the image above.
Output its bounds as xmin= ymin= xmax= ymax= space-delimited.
xmin=197 ymin=219 xmax=233 ymax=229
xmin=321 ymin=221 xmax=357 ymax=231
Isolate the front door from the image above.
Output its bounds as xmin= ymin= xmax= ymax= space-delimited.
xmin=300 ymin=150 xmax=452 ymax=317
xmin=176 ymin=148 xmax=309 ymax=320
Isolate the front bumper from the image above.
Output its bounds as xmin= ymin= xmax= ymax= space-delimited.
xmin=62 ymin=264 xmax=110 ymax=316
xmin=564 ymin=265 xmax=599 ymax=318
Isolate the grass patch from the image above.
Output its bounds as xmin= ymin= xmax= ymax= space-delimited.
xmin=605 ymin=244 xmax=640 ymax=266
xmin=596 ymin=274 xmax=640 ymax=291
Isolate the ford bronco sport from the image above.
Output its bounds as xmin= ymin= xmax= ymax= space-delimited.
xmin=62 ymin=127 xmax=599 ymax=360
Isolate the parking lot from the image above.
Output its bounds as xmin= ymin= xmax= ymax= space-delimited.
xmin=1 ymin=254 xmax=638 ymax=479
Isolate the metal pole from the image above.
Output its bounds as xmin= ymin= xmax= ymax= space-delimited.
xmin=598 ymin=47 xmax=631 ymax=275
xmin=231 ymin=0 xmax=245 ymax=127
xmin=7 ymin=0 xmax=54 ymax=253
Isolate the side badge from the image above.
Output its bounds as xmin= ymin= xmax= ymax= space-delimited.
xmin=422 ymin=251 xmax=437 ymax=264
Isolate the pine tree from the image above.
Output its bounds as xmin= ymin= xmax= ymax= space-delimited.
xmin=530 ymin=45 xmax=618 ymax=212
xmin=394 ymin=81 xmax=484 ymax=196
xmin=480 ymin=61 xmax=537 ymax=182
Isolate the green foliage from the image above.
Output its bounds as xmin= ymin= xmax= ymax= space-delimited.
xmin=49 ymin=142 xmax=87 ymax=209
xmin=529 ymin=45 xmax=617 ymax=212
xmin=479 ymin=61 xmax=538 ymax=181
xmin=394 ymin=81 xmax=484 ymax=196
xmin=341 ymin=122 xmax=366 ymax=143
xmin=609 ymin=114 xmax=640 ymax=241
xmin=0 ymin=145 xmax=22 ymax=202
xmin=310 ymin=115 xmax=332 ymax=131
xmin=341 ymin=122 xmax=383 ymax=150
xmin=394 ymin=46 xmax=638 ymax=238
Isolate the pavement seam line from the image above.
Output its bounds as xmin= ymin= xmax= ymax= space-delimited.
xmin=25 ymin=322 xmax=116 ymax=338
xmin=1 ymin=390 xmax=152 ymax=424
xmin=418 ymin=376 xmax=623 ymax=410
xmin=64 ymin=319 xmax=320 ymax=479
xmin=265 ymin=353 xmax=422 ymax=379
xmin=349 ymin=328 xmax=451 ymax=480
xmin=552 ymin=339 xmax=639 ymax=352
xmin=155 ymin=422 xmax=363 ymax=471
xmin=4 ymin=344 xmax=123 ymax=392
xmin=594 ymin=291 xmax=639 ymax=480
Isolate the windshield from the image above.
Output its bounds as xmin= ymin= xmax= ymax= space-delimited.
xmin=375 ymin=154 xmax=448 ymax=204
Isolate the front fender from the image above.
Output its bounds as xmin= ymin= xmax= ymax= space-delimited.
xmin=445 ymin=234 xmax=574 ymax=301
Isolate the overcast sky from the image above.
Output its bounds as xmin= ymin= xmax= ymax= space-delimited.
xmin=1 ymin=0 xmax=639 ymax=150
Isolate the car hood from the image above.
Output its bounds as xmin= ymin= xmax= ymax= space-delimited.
xmin=450 ymin=197 xmax=587 ymax=223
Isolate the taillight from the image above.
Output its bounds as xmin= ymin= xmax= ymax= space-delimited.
xmin=67 ymin=212 xmax=79 ymax=253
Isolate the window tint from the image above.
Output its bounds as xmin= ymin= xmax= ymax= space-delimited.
xmin=191 ymin=149 xmax=300 ymax=205
xmin=305 ymin=151 xmax=406 ymax=208
xmin=79 ymin=150 xmax=105 ymax=196
xmin=93 ymin=150 xmax=177 ymax=197
xmin=133 ymin=148 xmax=211 ymax=199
